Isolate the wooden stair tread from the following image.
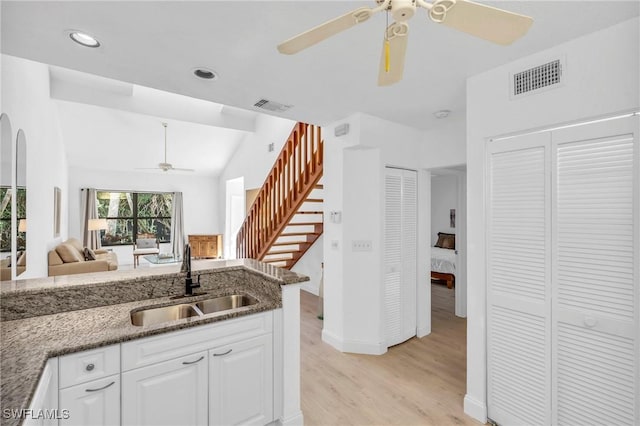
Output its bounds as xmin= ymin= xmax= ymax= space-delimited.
xmin=263 ymin=256 xmax=294 ymax=263
xmin=266 ymin=249 xmax=298 ymax=255
xmin=314 ymin=184 xmax=324 ymax=189
xmin=304 ymin=198 xmax=324 ymax=203
xmin=272 ymin=241 xmax=309 ymax=246
xmin=296 ymin=211 xmax=323 ymax=215
xmin=279 ymin=232 xmax=321 ymax=237
xmin=287 ymin=222 xmax=323 ymax=226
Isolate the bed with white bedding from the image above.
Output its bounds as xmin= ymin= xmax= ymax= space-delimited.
xmin=431 ymin=247 xmax=457 ymax=288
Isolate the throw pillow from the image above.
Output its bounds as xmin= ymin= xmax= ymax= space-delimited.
xmin=56 ymin=243 xmax=82 ymax=263
xmin=84 ymin=247 xmax=96 ymax=261
xmin=16 ymin=251 xmax=27 ymax=266
xmin=435 ymin=232 xmax=456 ymax=250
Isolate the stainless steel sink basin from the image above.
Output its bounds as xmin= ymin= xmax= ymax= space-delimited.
xmin=130 ymin=304 xmax=200 ymax=326
xmin=194 ymin=294 xmax=258 ymax=315
xmin=131 ymin=294 xmax=259 ymax=326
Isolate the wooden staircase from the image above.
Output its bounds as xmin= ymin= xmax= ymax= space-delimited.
xmin=236 ymin=122 xmax=323 ymax=269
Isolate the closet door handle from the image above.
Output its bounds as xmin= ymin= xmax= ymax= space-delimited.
xmin=182 ymin=356 xmax=205 ymax=365
xmin=583 ymin=316 xmax=598 ymax=328
xmin=213 ymin=349 xmax=233 ymax=357
xmin=85 ymin=381 xmax=115 ymax=393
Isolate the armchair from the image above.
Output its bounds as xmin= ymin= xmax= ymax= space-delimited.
xmin=132 ymin=233 xmax=160 ymax=268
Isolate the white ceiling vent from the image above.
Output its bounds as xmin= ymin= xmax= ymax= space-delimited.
xmin=253 ymin=99 xmax=292 ymax=113
xmin=511 ymin=58 xmax=565 ymax=99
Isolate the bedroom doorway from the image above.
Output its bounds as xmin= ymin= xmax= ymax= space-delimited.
xmin=428 ymin=166 xmax=466 ymax=320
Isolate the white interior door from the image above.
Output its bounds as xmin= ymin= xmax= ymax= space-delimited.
xmin=551 ymin=116 xmax=639 ymax=425
xmin=384 ymin=167 xmax=417 ymax=347
xmin=487 ymin=133 xmax=552 ymax=425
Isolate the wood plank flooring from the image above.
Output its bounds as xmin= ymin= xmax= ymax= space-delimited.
xmin=300 ymin=284 xmax=481 ymax=426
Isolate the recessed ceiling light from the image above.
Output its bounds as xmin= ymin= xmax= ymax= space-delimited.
xmin=193 ymin=68 xmax=218 ymax=80
xmin=68 ymin=31 xmax=100 ymax=48
xmin=433 ymin=110 xmax=451 ymax=119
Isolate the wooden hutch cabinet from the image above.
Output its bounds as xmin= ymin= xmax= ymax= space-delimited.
xmin=188 ymin=234 xmax=223 ymax=259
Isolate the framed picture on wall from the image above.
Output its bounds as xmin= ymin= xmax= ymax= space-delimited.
xmin=54 ymin=187 xmax=61 ymax=237
xmin=450 ymin=208 xmax=456 ymax=228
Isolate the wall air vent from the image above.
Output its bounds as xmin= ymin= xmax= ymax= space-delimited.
xmin=511 ymin=58 xmax=565 ymax=99
xmin=253 ymin=99 xmax=292 ymax=113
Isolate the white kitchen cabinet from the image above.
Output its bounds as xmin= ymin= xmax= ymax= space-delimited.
xmin=209 ymin=334 xmax=273 ymax=426
xmin=24 ymin=358 xmax=58 ymax=426
xmin=122 ymin=351 xmax=208 ymax=426
xmin=59 ymin=374 xmax=120 ymax=426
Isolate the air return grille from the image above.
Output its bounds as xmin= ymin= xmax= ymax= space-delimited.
xmin=512 ymin=59 xmax=563 ymax=97
xmin=253 ymin=99 xmax=292 ymax=112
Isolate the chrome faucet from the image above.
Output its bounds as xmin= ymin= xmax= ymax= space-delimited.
xmin=181 ymin=244 xmax=200 ymax=296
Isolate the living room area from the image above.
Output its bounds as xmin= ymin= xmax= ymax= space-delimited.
xmin=1 ymin=54 xmax=300 ymax=281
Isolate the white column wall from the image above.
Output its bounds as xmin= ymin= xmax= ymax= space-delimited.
xmin=1 ymin=55 xmax=69 ymax=278
xmin=465 ymin=17 xmax=639 ymax=422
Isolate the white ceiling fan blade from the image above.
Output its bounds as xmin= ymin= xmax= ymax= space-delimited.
xmin=378 ymin=22 xmax=409 ymax=87
xmin=432 ymin=0 xmax=533 ymax=45
xmin=134 ymin=167 xmax=162 ymax=170
xmin=169 ymin=167 xmax=195 ymax=172
xmin=278 ymin=7 xmax=375 ymax=54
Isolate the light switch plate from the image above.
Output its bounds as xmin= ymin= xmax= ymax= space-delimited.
xmin=352 ymin=240 xmax=372 ymax=252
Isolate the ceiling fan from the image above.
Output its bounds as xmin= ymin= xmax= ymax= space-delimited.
xmin=277 ymin=0 xmax=534 ymax=86
xmin=136 ymin=122 xmax=195 ymax=172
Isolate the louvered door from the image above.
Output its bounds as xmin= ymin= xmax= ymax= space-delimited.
xmin=384 ymin=167 xmax=417 ymax=347
xmin=487 ymin=133 xmax=552 ymax=426
xmin=487 ymin=115 xmax=639 ymax=425
xmin=551 ymin=117 xmax=639 ymax=426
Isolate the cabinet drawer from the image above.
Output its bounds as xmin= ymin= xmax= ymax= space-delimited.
xmin=122 ymin=311 xmax=272 ymax=371
xmin=59 ymin=344 xmax=120 ymax=389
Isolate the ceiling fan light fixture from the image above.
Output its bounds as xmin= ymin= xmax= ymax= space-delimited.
xmin=193 ymin=67 xmax=218 ymax=80
xmin=68 ymin=31 xmax=101 ymax=48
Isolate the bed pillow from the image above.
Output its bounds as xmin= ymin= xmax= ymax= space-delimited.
xmin=435 ymin=232 xmax=455 ymax=250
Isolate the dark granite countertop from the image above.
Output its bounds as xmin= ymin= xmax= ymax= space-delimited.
xmin=0 ymin=260 xmax=308 ymax=426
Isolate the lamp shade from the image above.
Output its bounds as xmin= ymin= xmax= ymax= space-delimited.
xmin=18 ymin=219 xmax=27 ymax=233
xmin=88 ymin=218 xmax=108 ymax=231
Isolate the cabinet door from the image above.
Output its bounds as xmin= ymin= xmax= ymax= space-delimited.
xmin=24 ymin=358 xmax=58 ymax=426
xmin=60 ymin=374 xmax=120 ymax=426
xmin=122 ymin=351 xmax=207 ymax=426
xmin=209 ymin=335 xmax=273 ymax=426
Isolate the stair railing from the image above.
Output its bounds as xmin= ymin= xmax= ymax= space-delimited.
xmin=236 ymin=122 xmax=323 ymax=261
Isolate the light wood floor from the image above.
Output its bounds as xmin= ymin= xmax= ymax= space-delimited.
xmin=300 ymin=283 xmax=480 ymax=426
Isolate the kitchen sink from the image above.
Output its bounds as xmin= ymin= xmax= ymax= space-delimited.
xmin=195 ymin=294 xmax=258 ymax=314
xmin=130 ymin=304 xmax=200 ymax=326
xmin=131 ymin=294 xmax=259 ymax=326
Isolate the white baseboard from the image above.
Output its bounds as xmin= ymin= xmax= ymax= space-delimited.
xmin=417 ymin=326 xmax=431 ymax=338
xmin=321 ymin=329 xmax=387 ymax=355
xmin=301 ymin=283 xmax=319 ymax=296
xmin=463 ymin=394 xmax=487 ymax=423
xmin=276 ymin=411 xmax=304 ymax=426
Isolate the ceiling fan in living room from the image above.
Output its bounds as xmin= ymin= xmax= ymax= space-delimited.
xmin=136 ymin=122 xmax=195 ymax=173
xmin=277 ymin=0 xmax=534 ymax=86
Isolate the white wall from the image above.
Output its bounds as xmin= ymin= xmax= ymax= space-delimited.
xmin=68 ymin=167 xmax=219 ymax=265
xmin=430 ymin=175 xmax=457 ymax=244
xmin=420 ymin=116 xmax=466 ymax=169
xmin=465 ymin=17 xmax=639 ymax=422
xmin=322 ymin=113 xmax=430 ymax=354
xmin=1 ymin=55 xmax=69 ymax=278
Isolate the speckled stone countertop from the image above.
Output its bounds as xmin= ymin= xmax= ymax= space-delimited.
xmin=0 ymin=260 xmax=308 ymax=426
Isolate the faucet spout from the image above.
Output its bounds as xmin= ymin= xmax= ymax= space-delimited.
xmin=181 ymin=244 xmax=200 ymax=296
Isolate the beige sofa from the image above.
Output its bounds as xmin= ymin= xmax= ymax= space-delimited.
xmin=0 ymin=256 xmax=26 ymax=281
xmin=48 ymin=238 xmax=118 ymax=277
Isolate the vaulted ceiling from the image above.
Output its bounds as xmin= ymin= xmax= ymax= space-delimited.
xmin=2 ymin=1 xmax=638 ymax=132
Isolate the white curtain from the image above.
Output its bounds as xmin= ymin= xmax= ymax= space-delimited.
xmin=171 ymin=192 xmax=185 ymax=259
xmin=81 ymin=188 xmax=101 ymax=250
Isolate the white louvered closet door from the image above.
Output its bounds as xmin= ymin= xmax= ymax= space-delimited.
xmin=551 ymin=117 xmax=639 ymax=426
xmin=487 ymin=133 xmax=552 ymax=426
xmin=384 ymin=167 xmax=417 ymax=347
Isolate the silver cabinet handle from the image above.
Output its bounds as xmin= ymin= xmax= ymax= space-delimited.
xmin=213 ymin=349 xmax=232 ymax=357
xmin=85 ymin=381 xmax=115 ymax=392
xmin=182 ymin=356 xmax=205 ymax=365
xmin=86 ymin=363 xmax=95 ymax=371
